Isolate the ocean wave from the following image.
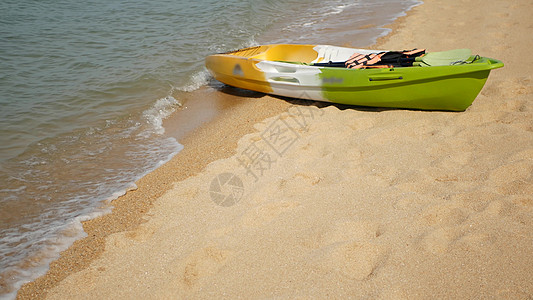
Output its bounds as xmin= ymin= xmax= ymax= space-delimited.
xmin=176 ymin=70 xmax=212 ymax=93
xmin=142 ymin=95 xmax=182 ymax=136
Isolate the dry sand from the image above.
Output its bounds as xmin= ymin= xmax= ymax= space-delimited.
xmin=18 ymin=0 xmax=533 ymax=298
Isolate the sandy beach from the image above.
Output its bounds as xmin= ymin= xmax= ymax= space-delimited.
xmin=17 ymin=0 xmax=533 ymax=298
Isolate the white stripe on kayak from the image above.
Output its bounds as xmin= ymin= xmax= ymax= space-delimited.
xmin=255 ymin=61 xmax=327 ymax=101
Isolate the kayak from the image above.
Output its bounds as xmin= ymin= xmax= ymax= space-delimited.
xmin=205 ymin=44 xmax=503 ymax=111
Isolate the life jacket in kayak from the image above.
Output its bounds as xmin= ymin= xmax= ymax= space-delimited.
xmin=345 ymin=48 xmax=426 ymax=69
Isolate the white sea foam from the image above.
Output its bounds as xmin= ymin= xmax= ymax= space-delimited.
xmin=0 ymin=215 xmax=90 ymax=300
xmin=142 ymin=95 xmax=182 ymax=136
xmin=323 ymin=3 xmax=352 ymax=16
xmin=178 ymin=70 xmax=212 ymax=93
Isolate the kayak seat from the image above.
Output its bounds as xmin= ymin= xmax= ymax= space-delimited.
xmin=311 ymin=46 xmax=343 ymax=64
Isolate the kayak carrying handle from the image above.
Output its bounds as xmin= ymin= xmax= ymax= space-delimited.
xmin=269 ymin=76 xmax=300 ymax=84
xmin=368 ymin=75 xmax=403 ymax=81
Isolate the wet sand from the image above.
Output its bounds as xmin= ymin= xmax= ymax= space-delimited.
xmin=17 ymin=0 xmax=533 ymax=298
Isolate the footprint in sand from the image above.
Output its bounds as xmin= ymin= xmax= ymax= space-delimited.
xmin=318 ymin=241 xmax=386 ymax=281
xmin=321 ymin=220 xmax=382 ymax=246
xmin=124 ymin=226 xmax=156 ymax=243
xmin=393 ymin=193 xmax=434 ymax=211
xmin=455 ymin=232 xmax=491 ymax=253
xmin=180 ymin=246 xmax=233 ymax=289
xmin=419 ymin=226 xmax=463 ymax=254
xmin=488 ymin=161 xmax=533 ymax=195
xmin=414 ymin=204 xmax=470 ymax=254
xmin=451 ymin=191 xmax=500 ymax=212
xmin=418 ymin=204 xmax=468 ymax=227
xmin=346 ymin=117 xmax=375 ymax=131
xmin=313 ymin=220 xmax=387 ymax=280
xmin=240 ymin=201 xmax=300 ymax=228
xmin=511 ymin=149 xmax=533 ymax=161
xmin=485 ymin=77 xmax=532 ymax=100
xmin=429 ymin=150 xmax=479 ymax=183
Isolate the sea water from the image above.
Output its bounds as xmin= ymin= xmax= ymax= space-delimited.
xmin=0 ymin=0 xmax=420 ymax=297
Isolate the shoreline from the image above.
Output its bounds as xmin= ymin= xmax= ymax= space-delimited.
xmin=17 ymin=0 xmax=533 ymax=298
xmin=15 ymin=88 xmax=293 ymax=299
xmin=15 ymin=4 xmax=423 ymax=299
